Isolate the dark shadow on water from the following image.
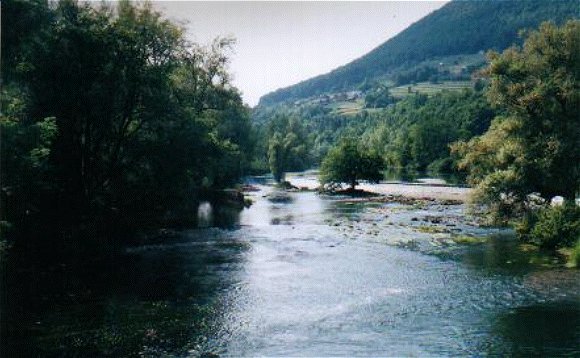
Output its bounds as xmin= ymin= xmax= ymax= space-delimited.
xmin=487 ymin=302 xmax=580 ymax=357
xmin=438 ymin=232 xmax=568 ymax=275
xmin=1 ymin=220 xmax=248 ymax=356
xmin=197 ymin=200 xmax=242 ymax=229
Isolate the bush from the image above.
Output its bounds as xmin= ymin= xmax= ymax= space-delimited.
xmin=518 ymin=204 xmax=580 ymax=249
xmin=571 ymin=239 xmax=580 ymax=268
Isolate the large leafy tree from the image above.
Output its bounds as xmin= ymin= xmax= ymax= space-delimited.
xmin=453 ymin=20 xmax=580 ymax=219
xmin=320 ymin=137 xmax=384 ymax=190
xmin=266 ymin=116 xmax=310 ymax=182
xmin=15 ymin=0 xmax=187 ymax=219
xmin=1 ymin=0 xmax=253 ymax=241
xmin=267 ymin=132 xmax=285 ymax=182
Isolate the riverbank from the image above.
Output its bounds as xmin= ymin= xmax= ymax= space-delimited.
xmin=276 ymin=173 xmax=578 ymax=267
xmin=285 ymin=172 xmax=471 ymax=202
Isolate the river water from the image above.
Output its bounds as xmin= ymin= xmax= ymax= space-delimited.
xmin=2 ymin=178 xmax=579 ymax=357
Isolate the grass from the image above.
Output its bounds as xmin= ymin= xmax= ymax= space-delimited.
xmin=559 ymin=239 xmax=580 ymax=268
xmin=292 ymin=80 xmax=473 ymax=116
xmin=573 ymin=240 xmax=580 ymax=268
xmin=329 ymin=100 xmax=365 ymax=116
xmin=415 ymin=225 xmax=449 ymax=234
xmin=390 ymin=81 xmax=473 ymax=98
xmin=452 ymin=235 xmax=487 ymax=244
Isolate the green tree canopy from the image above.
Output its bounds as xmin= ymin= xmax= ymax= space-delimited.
xmin=364 ymin=85 xmax=395 ymax=108
xmin=1 ymin=0 xmax=254 ymax=243
xmin=266 ymin=116 xmax=310 ymax=182
xmin=320 ymin=137 xmax=384 ymax=190
xmin=453 ymin=20 xmax=580 ymax=219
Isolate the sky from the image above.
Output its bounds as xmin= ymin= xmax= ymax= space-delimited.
xmin=154 ymin=1 xmax=448 ymax=106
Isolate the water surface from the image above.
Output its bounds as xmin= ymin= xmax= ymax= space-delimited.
xmin=2 ymin=181 xmax=579 ymax=357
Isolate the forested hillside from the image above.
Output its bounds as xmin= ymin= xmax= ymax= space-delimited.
xmin=259 ymin=0 xmax=578 ymax=106
xmin=252 ymin=88 xmax=496 ymax=180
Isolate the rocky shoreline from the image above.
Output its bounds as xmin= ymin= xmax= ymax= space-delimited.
xmin=285 ymin=173 xmax=471 ymax=203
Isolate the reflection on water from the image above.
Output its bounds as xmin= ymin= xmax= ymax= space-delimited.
xmin=489 ymin=303 xmax=580 ymax=356
xmin=457 ymin=233 xmax=569 ymax=274
xmin=1 ymin=181 xmax=579 ymax=357
xmin=1 ymin=228 xmax=251 ymax=357
xmin=197 ymin=201 xmax=213 ymax=228
xmin=197 ymin=200 xmax=241 ymax=230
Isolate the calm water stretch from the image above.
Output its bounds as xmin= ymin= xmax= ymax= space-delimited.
xmin=2 ymin=174 xmax=579 ymax=357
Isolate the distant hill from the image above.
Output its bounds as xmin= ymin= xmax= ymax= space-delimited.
xmin=258 ymin=0 xmax=578 ymax=106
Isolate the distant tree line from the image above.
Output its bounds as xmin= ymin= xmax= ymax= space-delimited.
xmin=254 ymin=86 xmax=495 ymax=181
xmin=392 ymin=63 xmax=480 ymax=86
xmin=366 ymin=89 xmax=495 ymax=173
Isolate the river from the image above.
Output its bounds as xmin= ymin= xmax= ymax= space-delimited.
xmin=1 ymin=175 xmax=579 ymax=357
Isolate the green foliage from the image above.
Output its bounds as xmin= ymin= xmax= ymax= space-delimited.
xmin=264 ymin=116 xmax=311 ymax=181
xmin=259 ymin=0 xmax=578 ymax=105
xmin=394 ymin=65 xmax=452 ymax=86
xmin=427 ymin=157 xmax=454 ymax=173
xmin=454 ymin=21 xmax=580 ymax=224
xmin=572 ymin=239 xmax=580 ymax=268
xmin=1 ymin=0 xmax=53 ymax=82
xmin=268 ymin=132 xmax=285 ymax=182
xmin=368 ymin=90 xmax=495 ymax=172
xmin=364 ymin=85 xmax=395 ymax=108
xmin=517 ymin=204 xmax=580 ymax=249
xmin=254 ymin=87 xmax=494 ymax=178
xmin=1 ymin=84 xmax=60 ymax=228
xmin=320 ymin=137 xmax=384 ymax=190
xmin=29 ymin=117 xmax=58 ymax=167
xmin=2 ymin=0 xmax=255 ymax=244
xmin=389 ymin=81 xmax=475 ymax=99
xmin=253 ymin=102 xmax=371 ymax=170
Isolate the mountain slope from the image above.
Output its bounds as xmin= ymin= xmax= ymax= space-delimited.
xmin=258 ymin=0 xmax=578 ymax=106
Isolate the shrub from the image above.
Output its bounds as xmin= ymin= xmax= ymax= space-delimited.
xmin=515 ymin=211 xmax=538 ymax=238
xmin=571 ymin=239 xmax=580 ymax=268
xmin=520 ymin=204 xmax=580 ymax=249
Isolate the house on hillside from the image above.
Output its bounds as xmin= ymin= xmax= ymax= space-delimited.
xmin=346 ymin=90 xmax=362 ymax=101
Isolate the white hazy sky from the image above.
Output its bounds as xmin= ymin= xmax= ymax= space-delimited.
xmin=154 ymin=1 xmax=448 ymax=106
